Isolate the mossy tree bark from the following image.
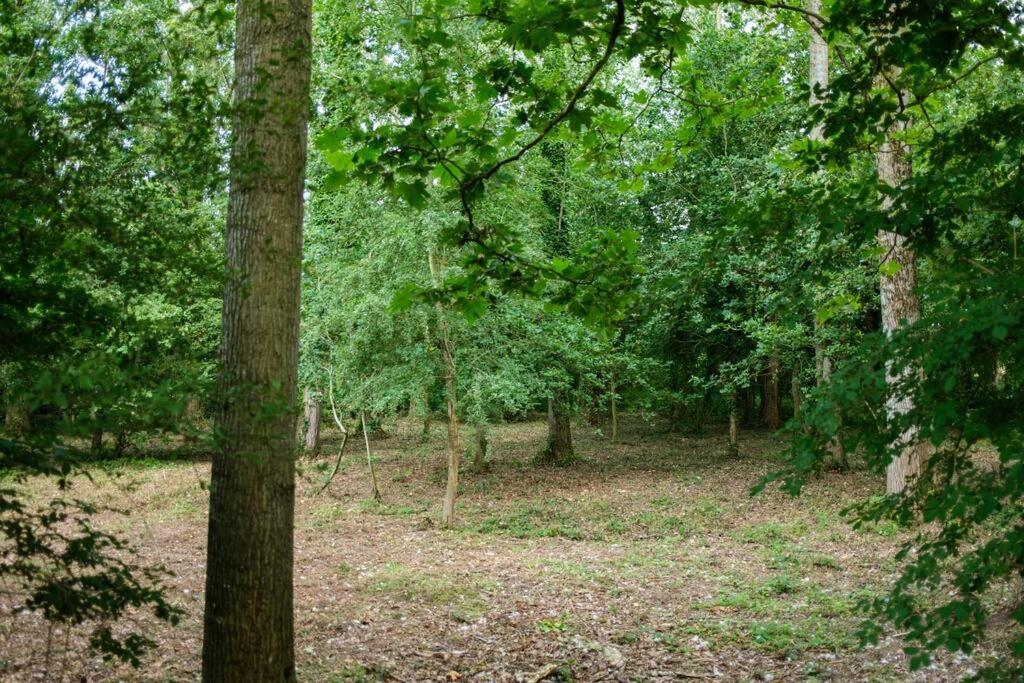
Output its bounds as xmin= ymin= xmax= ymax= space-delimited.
xmin=542 ymin=395 xmax=574 ymax=465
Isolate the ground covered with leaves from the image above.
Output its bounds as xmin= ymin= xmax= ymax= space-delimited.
xmin=0 ymin=418 xmax=1008 ymax=681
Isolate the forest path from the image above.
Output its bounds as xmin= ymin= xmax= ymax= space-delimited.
xmin=2 ymin=419 xmax=995 ymax=681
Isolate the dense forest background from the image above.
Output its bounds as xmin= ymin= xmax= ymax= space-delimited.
xmin=2 ymin=0 xmax=1023 ymax=680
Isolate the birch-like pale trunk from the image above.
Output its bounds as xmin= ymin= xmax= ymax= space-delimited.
xmin=875 ymin=77 xmax=925 ymax=494
xmin=428 ymin=249 xmax=462 ymax=527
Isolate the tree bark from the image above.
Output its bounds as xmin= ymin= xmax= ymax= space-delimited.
xmin=808 ymin=0 xmax=827 ymax=142
xmin=429 ymin=250 xmax=462 ymax=528
xmin=728 ymin=391 xmax=739 ymax=455
xmin=361 ymin=411 xmax=382 ymax=502
xmin=790 ymin=366 xmax=803 ymax=420
xmin=421 ymin=383 xmax=432 ymax=440
xmin=4 ymin=402 xmax=29 ymax=434
xmin=542 ymin=396 xmax=575 ymax=464
xmin=763 ymin=355 xmax=782 ymax=430
xmin=609 ymin=375 xmax=618 ymax=442
xmin=808 ymin=1 xmax=848 ymax=470
xmin=472 ymin=423 xmax=488 ymax=472
xmin=875 ymin=72 xmax=925 ymax=495
xmin=303 ymin=388 xmax=322 ymax=456
xmin=201 ymin=0 xmax=310 ymax=677
xmin=820 ymin=354 xmax=848 ymax=469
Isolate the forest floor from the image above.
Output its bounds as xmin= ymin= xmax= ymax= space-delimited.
xmin=0 ymin=417 xmax=1010 ymax=682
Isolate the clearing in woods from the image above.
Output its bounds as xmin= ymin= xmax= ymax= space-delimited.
xmin=0 ymin=418 xmax=1001 ymax=681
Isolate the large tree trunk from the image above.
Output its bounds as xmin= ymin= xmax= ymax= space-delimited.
xmin=875 ymin=72 xmax=925 ymax=495
xmin=763 ymin=355 xmax=782 ymax=430
xmin=302 ymin=388 xmax=322 ymax=456
xmin=201 ymin=0 xmax=310 ymax=678
xmin=429 ymin=250 xmax=462 ymax=528
xmin=542 ymin=396 xmax=574 ymax=464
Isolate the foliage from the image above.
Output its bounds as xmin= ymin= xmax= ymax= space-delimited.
xmin=1 ymin=0 xmax=228 ymax=665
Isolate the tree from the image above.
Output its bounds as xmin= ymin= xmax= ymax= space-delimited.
xmin=200 ymin=0 xmax=312 ymax=678
xmin=874 ymin=72 xmax=924 ymax=494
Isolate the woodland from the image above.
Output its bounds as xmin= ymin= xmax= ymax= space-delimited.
xmin=2 ymin=0 xmax=1024 ymax=681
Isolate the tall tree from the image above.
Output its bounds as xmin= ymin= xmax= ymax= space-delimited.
xmin=874 ymin=70 xmax=924 ymax=495
xmin=429 ymin=249 xmax=463 ymax=528
xmin=201 ymin=0 xmax=312 ymax=678
xmin=808 ymin=0 xmax=846 ymax=468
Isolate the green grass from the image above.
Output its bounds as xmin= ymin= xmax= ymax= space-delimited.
xmin=362 ymin=562 xmax=497 ymax=622
xmin=324 ymin=664 xmax=389 ymax=682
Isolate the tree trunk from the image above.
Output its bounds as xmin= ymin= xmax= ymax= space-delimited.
xmin=303 ymin=388 xmax=322 ymax=456
xmin=808 ymin=2 xmax=848 ymax=471
xmin=875 ymin=72 xmax=925 ymax=495
xmin=763 ymin=355 xmax=782 ymax=430
xmin=808 ymin=0 xmax=827 ymax=142
xmin=728 ymin=391 xmax=739 ymax=455
xmin=4 ymin=402 xmax=29 ymax=434
xmin=201 ymin=0 xmax=310 ymax=677
xmin=429 ymin=250 xmax=462 ymax=528
xmin=670 ymin=401 xmax=684 ymax=433
xmin=820 ymin=354 xmax=848 ymax=469
xmin=472 ymin=423 xmax=488 ymax=472
xmin=421 ymin=383 xmax=432 ymax=440
xmin=361 ymin=411 xmax=382 ymax=502
xmin=91 ymin=429 xmax=103 ymax=453
xmin=609 ymin=375 xmax=618 ymax=442
xmin=542 ymin=396 xmax=575 ymax=464
xmin=740 ymin=385 xmax=755 ymax=428
xmin=790 ymin=364 xmax=803 ymax=420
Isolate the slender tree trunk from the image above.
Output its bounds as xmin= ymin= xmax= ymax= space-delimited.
xmin=808 ymin=0 xmax=827 ymax=142
xmin=542 ymin=395 xmax=575 ymax=464
xmin=361 ymin=411 xmax=382 ymax=502
xmin=875 ymin=72 xmax=925 ymax=495
xmin=472 ymin=423 xmax=488 ymax=472
xmin=303 ymin=388 xmax=322 ymax=456
xmin=91 ymin=429 xmax=103 ymax=453
xmin=728 ymin=391 xmax=739 ymax=455
xmin=820 ymin=354 xmax=848 ymax=469
xmin=763 ymin=355 xmax=782 ymax=430
xmin=740 ymin=385 xmax=755 ymax=428
xmin=201 ymin=0 xmax=310 ymax=677
xmin=808 ymin=0 xmax=848 ymax=470
xmin=429 ymin=250 xmax=462 ymax=528
xmin=609 ymin=375 xmax=618 ymax=442
xmin=790 ymin=364 xmax=803 ymax=420
xmin=421 ymin=383 xmax=432 ymax=440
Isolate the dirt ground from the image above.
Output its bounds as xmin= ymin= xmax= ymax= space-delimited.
xmin=0 ymin=417 xmax=1010 ymax=681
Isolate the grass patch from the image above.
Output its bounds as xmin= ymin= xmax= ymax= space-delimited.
xmin=325 ymin=663 xmax=389 ymax=682
xmin=682 ymin=615 xmax=858 ymax=656
xmin=363 ymin=562 xmax=497 ymax=621
xmin=470 ymin=500 xmax=586 ymax=540
xmin=357 ymin=499 xmax=427 ymax=516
